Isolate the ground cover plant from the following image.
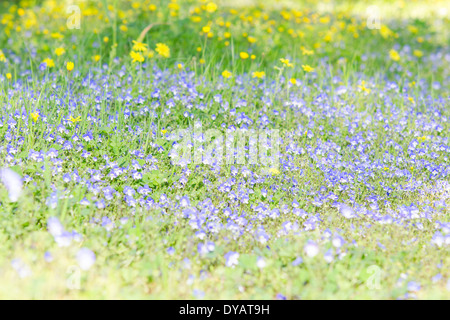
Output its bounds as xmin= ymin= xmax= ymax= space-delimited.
xmin=0 ymin=0 xmax=449 ymax=299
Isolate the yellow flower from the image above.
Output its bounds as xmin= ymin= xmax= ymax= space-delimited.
xmin=130 ymin=51 xmax=145 ymax=63
xmin=93 ymin=55 xmax=101 ymax=62
xmin=408 ymin=96 xmax=415 ymax=104
xmin=202 ymin=25 xmax=211 ymax=33
xmin=0 ymin=50 xmax=6 ymax=62
xmin=31 ymin=112 xmax=39 ymax=123
xmin=68 ymin=115 xmax=81 ymax=124
xmin=251 ymin=54 xmax=256 ymax=60
xmin=222 ymin=70 xmax=232 ymax=78
xmin=199 ymin=58 xmax=206 ymax=64
xmin=239 ymin=52 xmax=249 ymax=59
xmin=280 ymin=58 xmax=293 ymax=68
xmin=252 ymin=71 xmax=265 ymax=79
xmin=380 ymin=25 xmax=393 ymax=38
xmin=51 ymin=32 xmax=64 ymax=40
xmin=408 ymin=25 xmax=418 ymax=34
xmin=120 ymin=25 xmax=128 ymax=32
xmin=66 ymin=62 xmax=74 ymax=72
xmin=103 ymin=36 xmax=109 ymax=43
xmin=247 ymin=36 xmax=257 ymax=43
xmin=161 ymin=129 xmax=167 ymax=134
xmin=6 ymin=73 xmax=12 ymax=80
xmin=302 ymin=64 xmax=314 ymax=73
xmin=43 ymin=58 xmax=55 ymax=68
xmin=301 ymin=46 xmax=314 ymax=55
xmin=413 ymin=50 xmax=423 ymax=58
xmin=268 ymin=168 xmax=280 ymax=175
xmin=206 ymin=2 xmax=217 ymax=13
xmin=177 ymin=63 xmax=184 ymax=70
xmin=357 ymin=81 xmax=371 ymax=94
xmin=289 ymin=78 xmax=297 ymax=85
xmin=55 ymin=47 xmax=65 ymax=56
xmin=155 ymin=43 xmax=170 ymax=58
xmin=389 ymin=49 xmax=400 ymax=61
xmin=132 ymin=40 xmax=148 ymax=52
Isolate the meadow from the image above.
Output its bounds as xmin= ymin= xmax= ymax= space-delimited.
xmin=0 ymin=0 xmax=449 ymax=299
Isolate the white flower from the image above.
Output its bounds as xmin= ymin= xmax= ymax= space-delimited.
xmin=0 ymin=168 xmax=23 ymax=202
xmin=76 ymin=248 xmax=96 ymax=271
xmin=304 ymin=240 xmax=319 ymax=258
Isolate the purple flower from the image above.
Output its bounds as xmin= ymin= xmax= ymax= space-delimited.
xmin=292 ymin=257 xmax=303 ymax=266
xmin=224 ymin=251 xmax=239 ymax=267
xmin=276 ymin=293 xmax=287 ymax=300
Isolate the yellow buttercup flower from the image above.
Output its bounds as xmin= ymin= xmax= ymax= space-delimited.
xmin=155 ymin=43 xmax=170 ymax=58
xmin=68 ymin=116 xmax=82 ymax=124
xmin=302 ymin=64 xmax=314 ymax=73
xmin=358 ymin=81 xmax=371 ymax=94
xmin=289 ymin=78 xmax=297 ymax=85
xmin=130 ymin=51 xmax=145 ymax=63
xmin=252 ymin=71 xmax=265 ymax=79
xmin=43 ymin=58 xmax=55 ymax=68
xmin=301 ymin=46 xmax=314 ymax=55
xmin=0 ymin=50 xmax=6 ymax=62
xmin=269 ymin=168 xmax=280 ymax=175
xmin=389 ymin=49 xmax=400 ymax=61
xmin=66 ymin=62 xmax=74 ymax=72
xmin=280 ymin=58 xmax=293 ymax=68
xmin=247 ymin=36 xmax=257 ymax=43
xmin=6 ymin=73 xmax=12 ymax=80
xmin=51 ymin=32 xmax=64 ymax=40
xmin=240 ymin=52 xmax=249 ymax=59
xmin=413 ymin=50 xmax=423 ymax=58
xmin=206 ymin=2 xmax=217 ymax=13
xmin=222 ymin=70 xmax=232 ymax=78
xmin=31 ymin=112 xmax=39 ymax=123
xmin=55 ymin=47 xmax=65 ymax=56
xmin=132 ymin=40 xmax=148 ymax=52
